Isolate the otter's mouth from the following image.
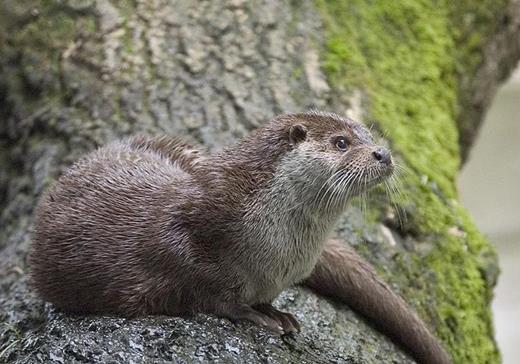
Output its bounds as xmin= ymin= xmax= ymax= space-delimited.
xmin=335 ymin=164 xmax=394 ymax=196
xmin=316 ymin=164 xmax=394 ymax=209
xmin=363 ymin=165 xmax=394 ymax=189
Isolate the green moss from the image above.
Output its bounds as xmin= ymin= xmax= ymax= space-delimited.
xmin=315 ymin=1 xmax=502 ymax=363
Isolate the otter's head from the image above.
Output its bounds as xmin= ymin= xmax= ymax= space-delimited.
xmin=277 ymin=111 xmax=394 ymax=206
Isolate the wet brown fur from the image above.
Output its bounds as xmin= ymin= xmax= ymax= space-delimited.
xmin=29 ymin=111 xmax=451 ymax=364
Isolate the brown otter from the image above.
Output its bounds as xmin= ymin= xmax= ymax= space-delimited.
xmin=29 ymin=111 xmax=451 ymax=364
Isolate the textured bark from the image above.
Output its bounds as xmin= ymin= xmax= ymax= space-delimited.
xmin=0 ymin=1 xmax=518 ymax=363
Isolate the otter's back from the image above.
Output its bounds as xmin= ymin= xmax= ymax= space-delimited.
xmin=29 ymin=140 xmax=192 ymax=314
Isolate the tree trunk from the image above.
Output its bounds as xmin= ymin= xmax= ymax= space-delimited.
xmin=1 ymin=1 xmax=518 ymax=363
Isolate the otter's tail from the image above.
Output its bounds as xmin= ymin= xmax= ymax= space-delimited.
xmin=303 ymin=239 xmax=452 ymax=364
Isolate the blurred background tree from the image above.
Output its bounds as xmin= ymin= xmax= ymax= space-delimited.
xmin=459 ymin=67 xmax=520 ymax=364
xmin=1 ymin=1 xmax=519 ymax=363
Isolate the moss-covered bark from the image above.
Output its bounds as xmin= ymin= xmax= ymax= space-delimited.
xmin=1 ymin=1 xmax=519 ymax=363
xmin=315 ymin=1 xmax=520 ymax=363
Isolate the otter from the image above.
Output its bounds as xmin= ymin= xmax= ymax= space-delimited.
xmin=29 ymin=111 xmax=451 ymax=364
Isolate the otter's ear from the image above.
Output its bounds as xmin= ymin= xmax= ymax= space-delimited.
xmin=288 ymin=124 xmax=307 ymax=146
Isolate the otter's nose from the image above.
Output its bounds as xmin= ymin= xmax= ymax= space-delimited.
xmin=372 ymin=148 xmax=391 ymax=165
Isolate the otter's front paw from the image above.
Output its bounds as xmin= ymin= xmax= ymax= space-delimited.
xmin=213 ymin=302 xmax=284 ymax=334
xmin=253 ymin=303 xmax=301 ymax=334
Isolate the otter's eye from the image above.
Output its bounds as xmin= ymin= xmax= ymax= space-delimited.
xmin=335 ymin=137 xmax=348 ymax=151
